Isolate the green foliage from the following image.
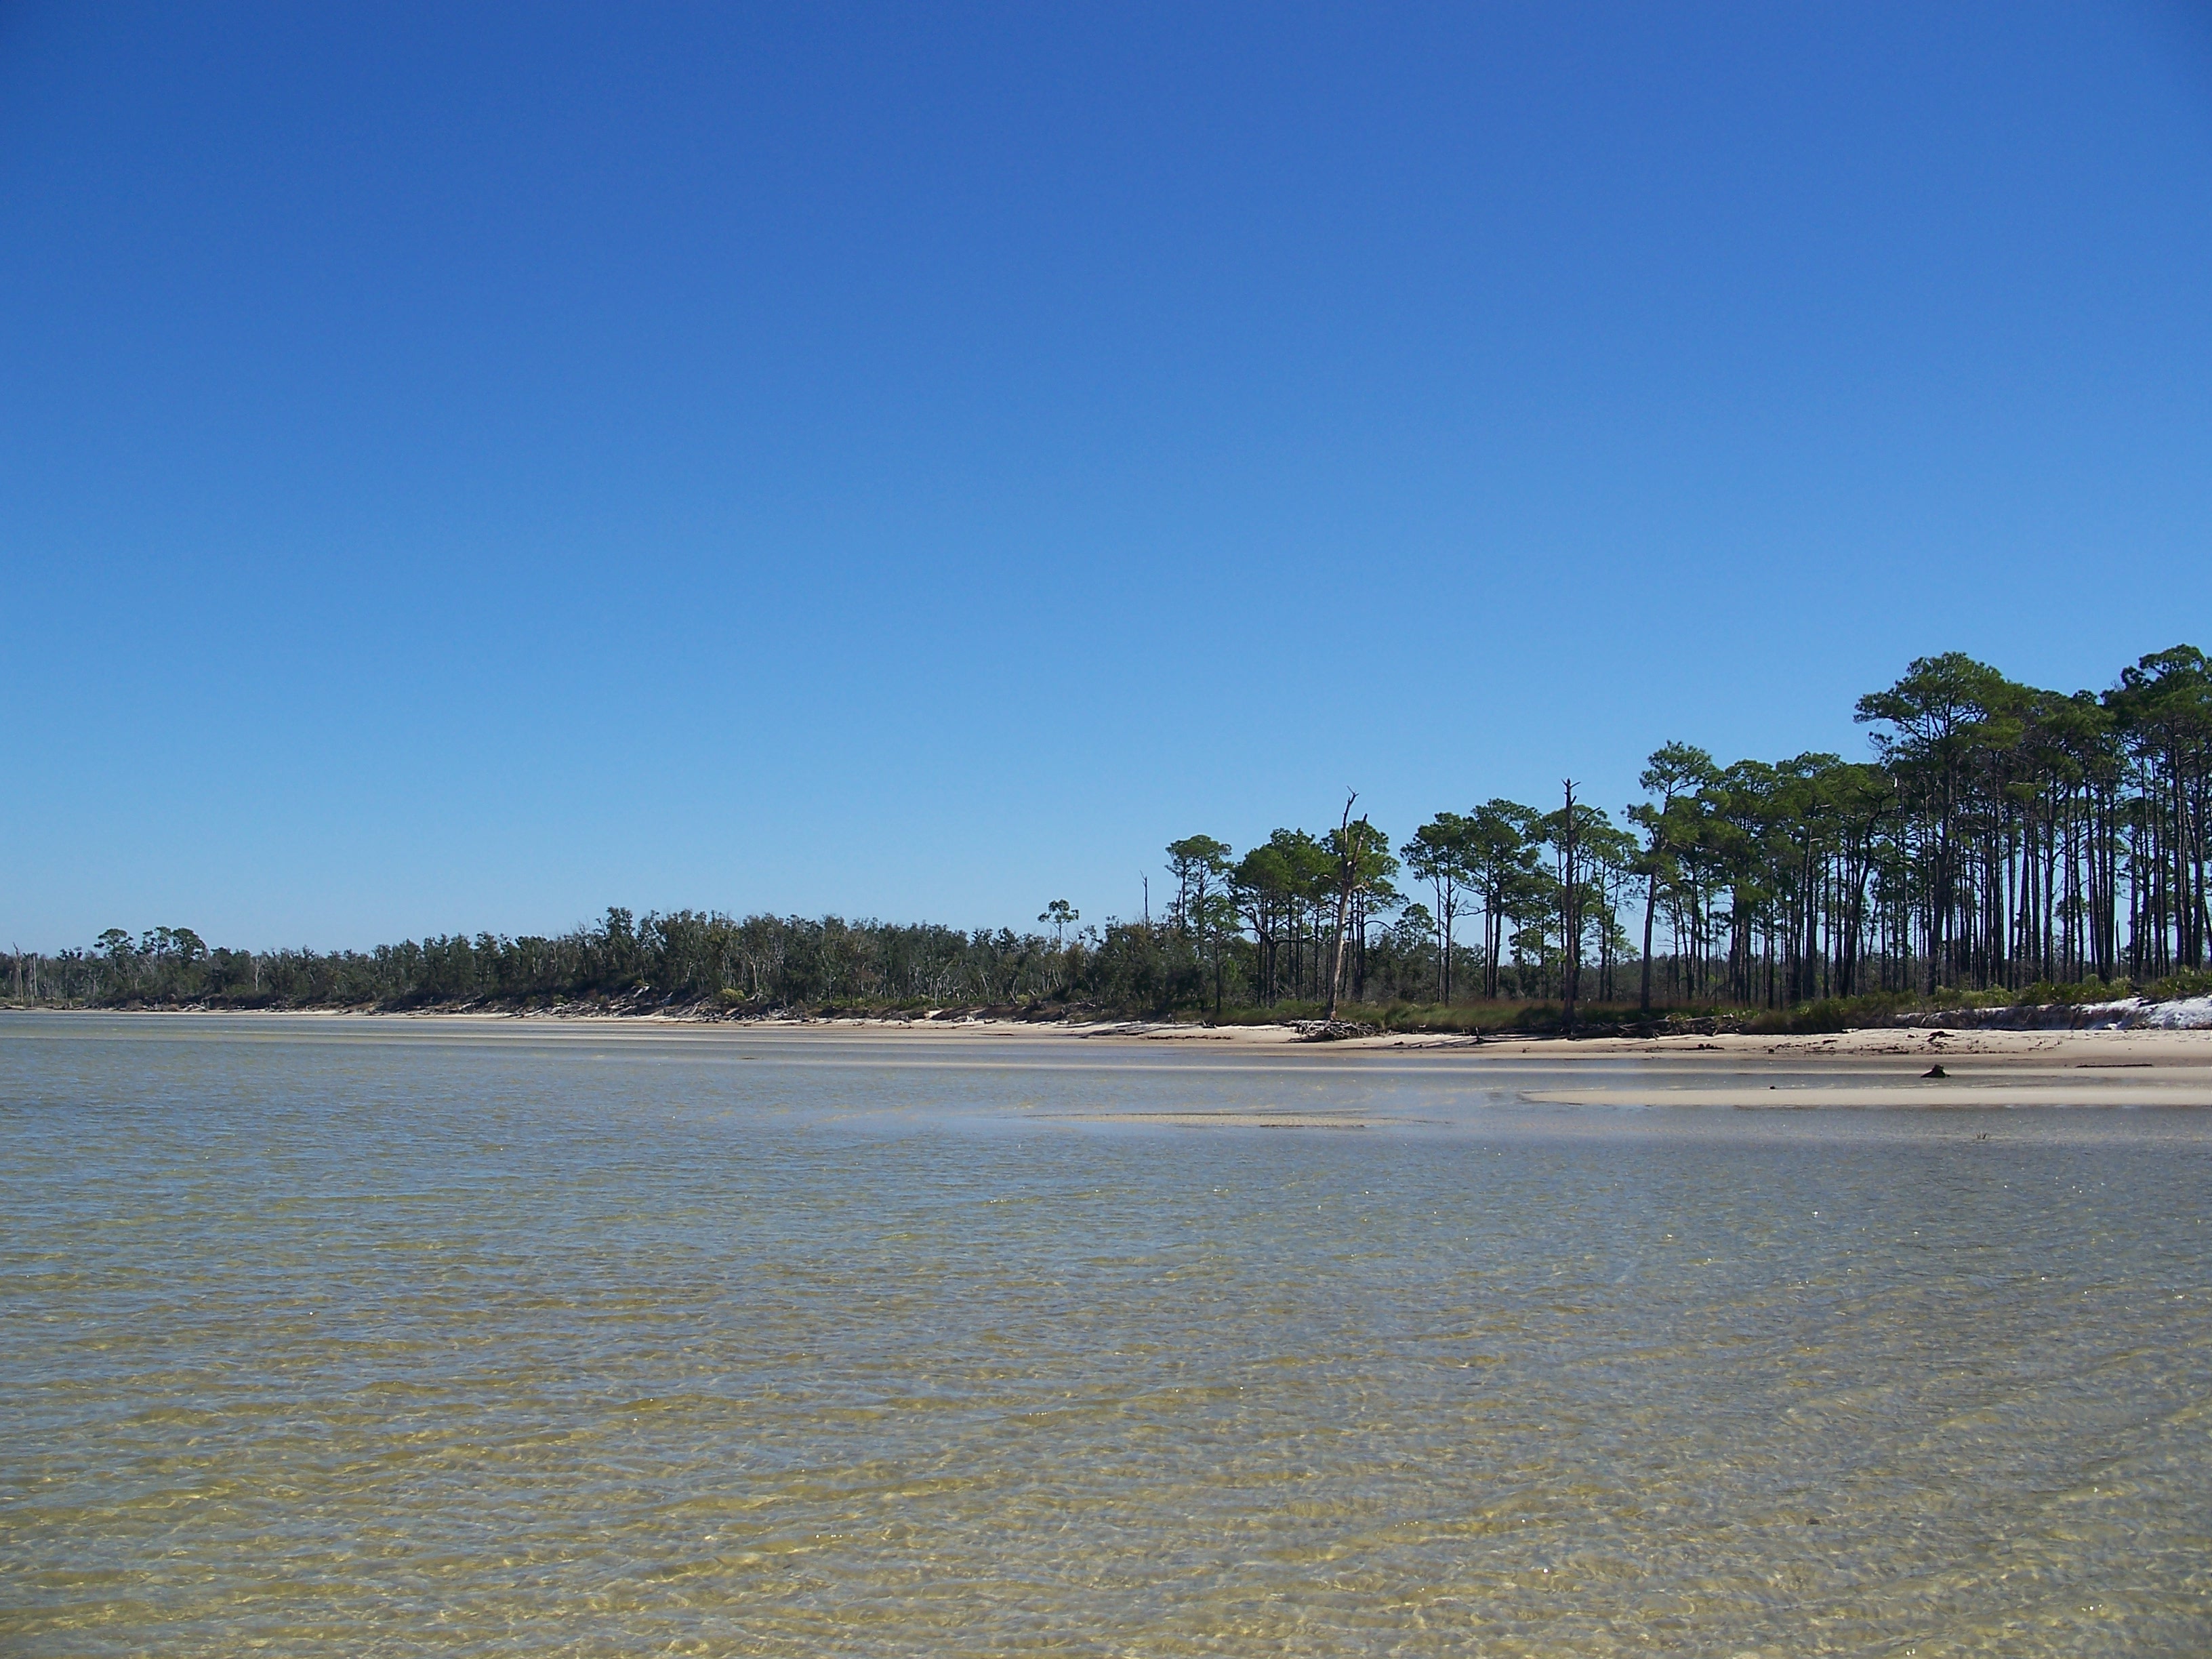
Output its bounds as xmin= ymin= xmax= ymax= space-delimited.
xmin=2144 ymin=968 xmax=2212 ymax=1004
xmin=9 ymin=908 xmax=1116 ymax=1015
xmin=1741 ymin=993 xmax=1925 ymax=1033
xmin=9 ymin=641 xmax=2208 ymax=1022
xmin=2008 ymin=977 xmax=2133 ymax=1006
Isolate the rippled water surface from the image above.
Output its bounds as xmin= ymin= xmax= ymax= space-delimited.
xmin=4 ymin=1014 xmax=2210 ymax=1656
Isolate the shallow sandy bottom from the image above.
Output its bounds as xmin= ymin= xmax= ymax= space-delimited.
xmin=8 ymin=1010 xmax=2212 ymax=1656
xmin=1040 ymin=1110 xmax=1377 ymax=1128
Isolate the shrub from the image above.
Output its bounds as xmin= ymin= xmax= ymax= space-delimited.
xmin=2145 ymin=967 xmax=2212 ymax=1004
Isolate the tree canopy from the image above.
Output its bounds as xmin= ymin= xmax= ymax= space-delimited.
xmin=12 ymin=646 xmax=2208 ymax=1018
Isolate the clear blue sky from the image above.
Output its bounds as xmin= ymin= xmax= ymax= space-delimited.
xmin=5 ymin=2 xmax=2209 ymax=951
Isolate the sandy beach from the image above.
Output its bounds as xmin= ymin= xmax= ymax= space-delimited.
xmin=665 ymin=1012 xmax=2212 ymax=1109
xmin=514 ymin=1007 xmax=2212 ymax=1108
xmin=16 ymin=1006 xmax=2212 ymax=1109
xmin=1063 ymin=1019 xmax=2212 ymax=1107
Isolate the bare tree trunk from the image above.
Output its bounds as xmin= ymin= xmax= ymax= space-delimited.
xmin=1561 ymin=780 xmax=1580 ymax=1033
xmin=1433 ymin=889 xmax=1451 ymax=1008
xmin=1326 ymin=794 xmax=1357 ymax=1019
xmin=1639 ymin=873 xmax=1657 ymax=1012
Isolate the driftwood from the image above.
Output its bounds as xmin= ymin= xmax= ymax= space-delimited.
xmin=1292 ymin=1019 xmax=1380 ymax=1042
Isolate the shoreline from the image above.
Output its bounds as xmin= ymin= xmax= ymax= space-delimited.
xmin=9 ymin=1004 xmax=2212 ymax=1107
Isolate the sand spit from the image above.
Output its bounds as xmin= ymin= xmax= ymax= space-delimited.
xmin=676 ymin=1015 xmax=2212 ymax=1107
xmin=1051 ymin=1019 xmax=2212 ymax=1107
xmin=1463 ymin=1026 xmax=2212 ymax=1108
xmin=13 ymin=1006 xmax=2211 ymax=1106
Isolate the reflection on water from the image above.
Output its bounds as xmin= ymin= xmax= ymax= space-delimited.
xmin=3 ymin=1015 xmax=2209 ymax=1656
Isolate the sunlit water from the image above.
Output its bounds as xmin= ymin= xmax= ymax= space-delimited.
xmin=3 ymin=1014 xmax=2209 ymax=1656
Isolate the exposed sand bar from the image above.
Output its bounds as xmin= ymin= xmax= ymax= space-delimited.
xmin=726 ymin=1017 xmax=2212 ymax=1107
xmin=14 ymin=1008 xmax=2212 ymax=1108
xmin=724 ymin=1015 xmax=2212 ymax=1104
xmin=1523 ymin=1080 xmax=2212 ymax=1108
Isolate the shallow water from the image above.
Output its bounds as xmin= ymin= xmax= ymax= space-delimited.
xmin=3 ymin=1014 xmax=2209 ymax=1656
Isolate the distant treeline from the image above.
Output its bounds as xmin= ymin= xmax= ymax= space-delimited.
xmin=8 ymin=647 xmax=2209 ymax=1020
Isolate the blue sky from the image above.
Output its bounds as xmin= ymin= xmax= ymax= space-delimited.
xmin=4 ymin=2 xmax=2209 ymax=951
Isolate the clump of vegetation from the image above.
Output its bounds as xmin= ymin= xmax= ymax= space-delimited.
xmin=2144 ymin=968 xmax=2212 ymax=1004
xmin=2004 ymin=977 xmax=2135 ymax=1006
xmin=1743 ymin=994 xmax=1918 ymax=1034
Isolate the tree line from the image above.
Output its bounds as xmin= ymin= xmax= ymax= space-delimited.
xmin=8 ymin=647 xmax=2209 ymax=1021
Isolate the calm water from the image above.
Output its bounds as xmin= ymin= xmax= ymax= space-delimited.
xmin=3 ymin=1015 xmax=2209 ymax=1656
